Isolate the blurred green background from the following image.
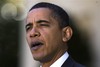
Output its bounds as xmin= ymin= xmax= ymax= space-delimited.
xmin=0 ymin=0 xmax=19 ymax=67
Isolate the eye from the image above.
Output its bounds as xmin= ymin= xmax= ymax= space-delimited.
xmin=40 ymin=23 xmax=49 ymax=27
xmin=26 ymin=26 xmax=31 ymax=31
xmin=37 ymin=20 xmax=50 ymax=27
xmin=25 ymin=24 xmax=32 ymax=32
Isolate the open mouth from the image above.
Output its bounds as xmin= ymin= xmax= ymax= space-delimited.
xmin=31 ymin=41 xmax=43 ymax=50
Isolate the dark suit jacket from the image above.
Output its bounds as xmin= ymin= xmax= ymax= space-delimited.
xmin=61 ymin=56 xmax=85 ymax=67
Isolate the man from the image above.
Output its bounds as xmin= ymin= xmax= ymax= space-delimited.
xmin=25 ymin=2 xmax=85 ymax=67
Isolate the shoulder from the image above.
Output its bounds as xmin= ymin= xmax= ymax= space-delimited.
xmin=73 ymin=62 xmax=85 ymax=67
xmin=62 ymin=56 xmax=85 ymax=67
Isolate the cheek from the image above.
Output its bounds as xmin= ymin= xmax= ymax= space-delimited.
xmin=40 ymin=30 xmax=55 ymax=50
xmin=41 ymin=29 xmax=62 ymax=49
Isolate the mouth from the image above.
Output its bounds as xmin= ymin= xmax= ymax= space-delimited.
xmin=30 ymin=41 xmax=43 ymax=50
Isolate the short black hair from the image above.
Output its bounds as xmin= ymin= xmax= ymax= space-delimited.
xmin=29 ymin=2 xmax=69 ymax=28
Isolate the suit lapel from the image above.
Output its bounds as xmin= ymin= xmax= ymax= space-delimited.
xmin=61 ymin=56 xmax=74 ymax=67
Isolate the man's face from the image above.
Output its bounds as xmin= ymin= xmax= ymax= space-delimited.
xmin=26 ymin=8 xmax=65 ymax=62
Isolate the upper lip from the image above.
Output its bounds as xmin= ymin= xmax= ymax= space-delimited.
xmin=30 ymin=40 xmax=44 ymax=48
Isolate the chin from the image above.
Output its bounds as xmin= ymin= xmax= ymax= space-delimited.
xmin=33 ymin=55 xmax=51 ymax=63
xmin=33 ymin=55 xmax=44 ymax=61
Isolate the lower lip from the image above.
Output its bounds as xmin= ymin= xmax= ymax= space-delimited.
xmin=31 ymin=45 xmax=43 ymax=50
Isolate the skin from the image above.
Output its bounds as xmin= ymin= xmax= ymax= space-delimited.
xmin=26 ymin=8 xmax=73 ymax=67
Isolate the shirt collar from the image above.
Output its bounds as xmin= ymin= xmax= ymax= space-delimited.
xmin=40 ymin=52 xmax=69 ymax=67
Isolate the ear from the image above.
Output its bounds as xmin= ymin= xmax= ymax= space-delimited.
xmin=62 ymin=26 xmax=73 ymax=42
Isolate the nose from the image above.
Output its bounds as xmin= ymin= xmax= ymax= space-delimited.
xmin=29 ymin=28 xmax=40 ymax=38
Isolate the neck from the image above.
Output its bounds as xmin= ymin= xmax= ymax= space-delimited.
xmin=41 ymin=49 xmax=67 ymax=67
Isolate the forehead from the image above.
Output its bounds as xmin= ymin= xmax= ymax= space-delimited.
xmin=27 ymin=8 xmax=53 ymax=22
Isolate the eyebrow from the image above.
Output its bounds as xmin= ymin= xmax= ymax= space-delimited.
xmin=25 ymin=20 xmax=50 ymax=28
xmin=36 ymin=20 xmax=50 ymax=23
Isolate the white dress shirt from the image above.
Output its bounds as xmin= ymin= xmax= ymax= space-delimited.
xmin=40 ymin=52 xmax=69 ymax=67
